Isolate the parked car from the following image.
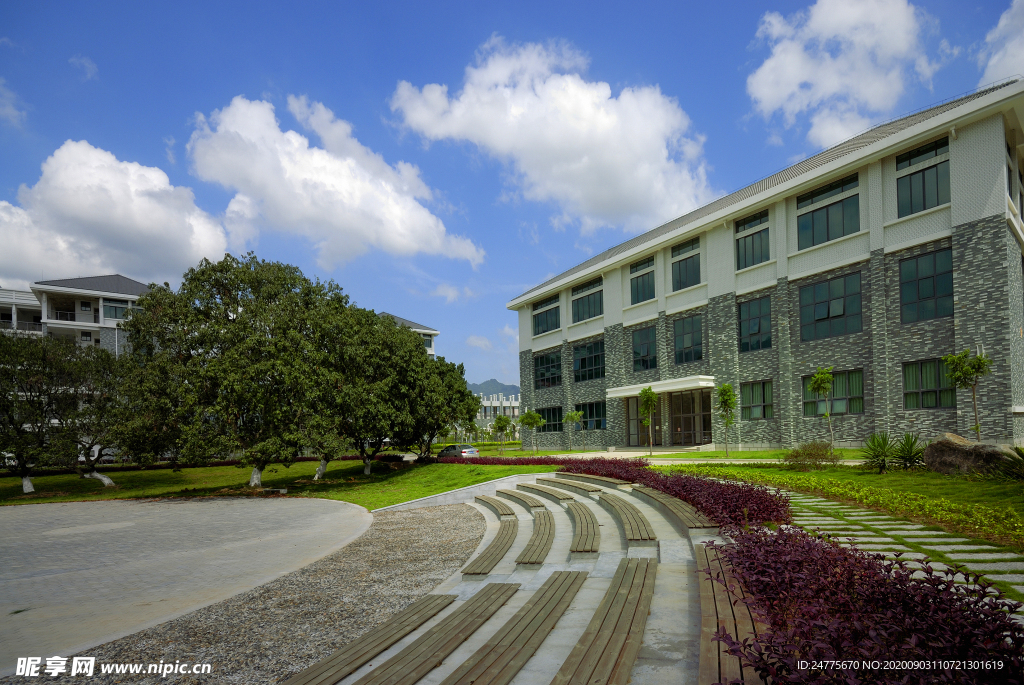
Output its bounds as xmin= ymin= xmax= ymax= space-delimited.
xmin=437 ymin=444 xmax=480 ymax=457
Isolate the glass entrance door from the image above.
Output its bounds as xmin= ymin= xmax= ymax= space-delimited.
xmin=626 ymin=397 xmax=661 ymax=446
xmin=669 ymin=389 xmax=713 ymax=446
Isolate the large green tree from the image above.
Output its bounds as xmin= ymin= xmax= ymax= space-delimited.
xmin=393 ymin=355 xmax=480 ymax=461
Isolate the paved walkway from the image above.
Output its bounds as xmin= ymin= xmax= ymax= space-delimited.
xmin=0 ymin=497 xmax=372 ymax=675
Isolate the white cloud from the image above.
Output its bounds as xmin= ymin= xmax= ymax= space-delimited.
xmin=432 ymin=283 xmax=461 ymax=302
xmin=0 ymin=140 xmax=227 ymax=291
xmin=390 ymin=36 xmax=713 ymax=235
xmin=978 ymin=0 xmax=1024 ymax=86
xmin=466 ymin=335 xmax=492 ymax=350
xmin=501 ymin=324 xmax=519 ymax=346
xmin=187 ymin=95 xmax=484 ymax=268
xmin=0 ymin=77 xmax=26 ymax=126
xmin=69 ymin=55 xmax=98 ymax=81
xmin=0 ymin=38 xmax=13 ymax=48
xmin=164 ymin=136 xmax=176 ymax=164
xmin=747 ymin=0 xmax=954 ymax=148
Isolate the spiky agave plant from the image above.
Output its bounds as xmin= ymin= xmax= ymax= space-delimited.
xmin=893 ymin=432 xmax=925 ymax=471
xmin=861 ymin=431 xmax=897 ymax=474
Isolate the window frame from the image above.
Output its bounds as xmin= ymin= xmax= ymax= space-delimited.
xmin=573 ymin=401 xmax=607 ymax=430
xmin=631 ymin=325 xmax=658 ymax=371
xmin=797 ymin=195 xmax=860 ymax=250
xmin=902 ymin=359 xmax=956 ymax=410
xmin=671 ymin=252 xmax=700 ymax=291
xmin=573 ymin=340 xmax=605 ymax=382
xmin=533 ymin=351 xmax=562 ymax=390
xmin=571 ymin=289 xmax=603 ymax=323
xmin=897 ymin=159 xmax=950 ymax=218
xmin=896 ymin=137 xmax=949 ymax=171
xmin=796 ymin=174 xmax=859 ymax=209
xmin=735 ymin=209 xmax=769 ymax=233
xmin=673 ymin=313 xmax=702 ymax=364
xmin=738 ymin=295 xmax=771 ymax=353
xmin=736 ymin=226 xmax=770 ymax=270
xmin=630 ymin=261 xmax=656 ymax=305
xmin=899 ymin=248 xmax=953 ymax=324
xmin=740 ymin=380 xmax=773 ymax=421
xmin=802 ymin=369 xmax=864 ymax=416
xmin=799 ymin=271 xmax=863 ymax=342
xmin=537 ymin=406 xmax=564 ymax=433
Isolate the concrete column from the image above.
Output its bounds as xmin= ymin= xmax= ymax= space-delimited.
xmin=40 ymin=293 xmax=47 ymax=322
xmin=10 ymin=303 xmax=16 ymax=329
xmin=99 ymin=297 xmax=105 ymax=326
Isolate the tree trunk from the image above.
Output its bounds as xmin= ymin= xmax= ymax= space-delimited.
xmin=248 ymin=466 xmax=263 ymax=487
xmin=648 ymin=423 xmax=653 ymax=457
xmin=972 ymin=385 xmax=981 ymax=441
xmin=363 ymin=458 xmax=372 ymax=475
xmin=314 ymin=459 xmax=328 ymax=480
xmin=724 ymin=422 xmax=729 ymax=458
xmin=22 ymin=476 xmax=34 ymax=494
xmin=84 ymin=470 xmax=115 ymax=487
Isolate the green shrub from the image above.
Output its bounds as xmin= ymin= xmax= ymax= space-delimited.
xmin=861 ymin=431 xmax=897 ymax=474
xmin=783 ymin=441 xmax=837 ymax=471
xmin=998 ymin=447 xmax=1024 ymax=482
xmin=893 ymin=433 xmax=925 ymax=471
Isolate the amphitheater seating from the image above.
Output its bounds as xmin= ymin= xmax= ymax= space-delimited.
xmin=554 ymin=472 xmax=633 ymax=490
xmin=462 ymin=519 xmax=519 ymax=578
xmin=630 ymin=484 xmax=717 ymax=530
xmin=596 ymin=492 xmax=657 ymax=547
xmin=565 ymin=502 xmax=600 ymax=558
xmin=517 ymin=482 xmax=575 ymax=505
xmin=475 ymin=495 xmax=517 ymax=519
xmin=495 ymin=488 xmax=545 ymax=511
xmin=516 ymin=510 xmax=555 ymax=566
xmin=536 ymin=477 xmax=602 ymax=498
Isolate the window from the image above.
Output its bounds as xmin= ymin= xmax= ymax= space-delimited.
xmin=900 ymin=248 xmax=953 ymax=323
xmin=797 ymin=174 xmax=859 ymax=209
xmin=573 ymin=341 xmax=605 ymax=382
xmin=673 ymin=314 xmax=702 ymax=364
xmin=903 ymin=359 xmax=955 ymax=409
xmin=627 ymin=396 xmax=661 ymax=446
xmin=534 ymin=352 xmax=562 ymax=389
xmin=574 ymin=401 xmax=607 ymax=430
xmin=741 ymin=380 xmax=773 ymax=420
xmin=736 ymin=227 xmax=770 ymax=270
xmin=80 ymin=331 xmax=92 ymax=342
xmin=571 ymin=277 xmax=604 ymax=323
xmin=103 ymin=299 xmax=131 ymax=320
xmin=799 ymin=272 xmax=862 ymax=341
xmin=632 ymin=326 xmax=658 ymax=371
xmin=736 ymin=209 xmax=769 ymax=233
xmin=797 ymin=196 xmax=860 ymax=250
xmin=537 ymin=406 xmax=564 ymax=432
xmin=897 ymin=161 xmax=949 ymax=217
xmin=672 ymin=237 xmax=699 ymax=257
xmin=630 ymin=257 xmax=655 ymax=305
xmin=672 ymin=253 xmax=700 ymax=291
xmin=532 ymin=296 xmax=560 ymax=335
xmin=738 ymin=296 xmax=771 ymax=352
xmin=803 ymin=370 xmax=864 ymax=416
xmin=421 ymin=334 xmax=433 ymax=349
xmin=80 ymin=301 xmax=92 ymax=312
xmin=896 ymin=137 xmax=949 ymax=170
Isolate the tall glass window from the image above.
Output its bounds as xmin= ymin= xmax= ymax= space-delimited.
xmin=903 ymin=359 xmax=955 ymax=409
xmin=803 ymin=370 xmax=864 ymax=416
xmin=897 ymin=162 xmax=950 ymax=218
xmin=738 ymin=296 xmax=771 ymax=352
xmin=736 ymin=228 xmax=770 ymax=270
xmin=632 ymin=326 xmax=658 ymax=371
xmin=573 ymin=341 xmax=605 ymax=382
xmin=741 ymin=380 xmax=773 ymax=420
xmin=797 ymin=196 xmax=860 ymax=250
xmin=534 ymin=352 xmax=562 ymax=389
xmin=571 ymin=277 xmax=603 ymax=323
xmin=799 ymin=272 xmax=862 ymax=341
xmin=673 ymin=314 xmax=702 ymax=364
xmin=532 ymin=294 xmax=560 ymax=336
xmin=537 ymin=406 xmax=564 ymax=432
xmin=574 ymin=401 xmax=607 ymax=430
xmin=900 ymin=248 xmax=953 ymax=323
xmin=671 ymin=238 xmax=700 ymax=291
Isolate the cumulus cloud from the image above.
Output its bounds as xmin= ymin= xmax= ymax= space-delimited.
xmin=0 ymin=140 xmax=227 ymax=290
xmin=978 ymin=0 xmax=1024 ymax=86
xmin=69 ymin=55 xmax=98 ymax=81
xmin=0 ymin=77 xmax=26 ymax=126
xmin=391 ymin=36 xmax=713 ymax=235
xmin=187 ymin=95 xmax=484 ymax=268
xmin=164 ymin=136 xmax=176 ymax=164
xmin=432 ymin=283 xmax=461 ymax=302
xmin=747 ymin=0 xmax=956 ymax=148
xmin=466 ymin=335 xmax=492 ymax=350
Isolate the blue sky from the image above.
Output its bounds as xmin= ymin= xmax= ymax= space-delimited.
xmin=2 ymin=0 xmax=1022 ymax=386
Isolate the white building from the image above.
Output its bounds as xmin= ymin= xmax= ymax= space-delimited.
xmin=474 ymin=393 xmax=520 ymax=430
xmin=380 ymin=312 xmax=440 ymax=359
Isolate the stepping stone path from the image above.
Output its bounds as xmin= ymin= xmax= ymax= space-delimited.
xmin=782 ymin=492 xmax=1024 ymax=622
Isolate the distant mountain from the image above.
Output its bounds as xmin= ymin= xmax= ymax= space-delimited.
xmin=467 ymin=379 xmax=520 ymax=397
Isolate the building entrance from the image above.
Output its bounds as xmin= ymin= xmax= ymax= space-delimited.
xmin=669 ymin=389 xmax=713 ymax=446
xmin=626 ymin=396 xmax=662 ymax=446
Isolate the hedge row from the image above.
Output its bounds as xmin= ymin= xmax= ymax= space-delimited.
xmin=669 ymin=464 xmax=1024 ymax=551
xmin=710 ymin=526 xmax=1024 ymax=684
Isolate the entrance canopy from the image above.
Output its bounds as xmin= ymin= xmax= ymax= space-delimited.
xmin=605 ymin=375 xmax=715 ymax=399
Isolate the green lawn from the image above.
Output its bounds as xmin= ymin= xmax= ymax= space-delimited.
xmin=0 ymin=461 xmax=561 ymax=510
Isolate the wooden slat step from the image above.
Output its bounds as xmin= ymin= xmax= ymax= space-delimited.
xmin=554 ymin=472 xmax=633 ymax=489
xmin=518 ymin=483 xmax=575 ymax=505
xmin=515 ymin=510 xmax=555 ymax=566
xmin=537 ymin=477 xmax=602 ymax=497
xmin=565 ymin=502 xmax=599 ymax=556
xmin=496 ymin=489 xmax=546 ymax=510
xmin=352 ymin=583 xmax=521 ymax=685
xmin=549 ymin=557 xmax=657 ymax=685
xmin=281 ymin=593 xmax=456 ymax=685
xmin=463 ymin=519 xmax=519 ymax=577
xmin=440 ymin=571 xmax=588 ymax=685
xmin=476 ymin=495 xmax=517 ymax=519
xmin=631 ymin=485 xmax=717 ymax=530
xmin=597 ymin=492 xmax=657 ymax=545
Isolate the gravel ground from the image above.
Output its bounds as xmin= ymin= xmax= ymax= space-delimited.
xmin=3 ymin=504 xmax=484 ymax=684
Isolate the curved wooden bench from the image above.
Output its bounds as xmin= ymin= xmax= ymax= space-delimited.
xmin=597 ymin=492 xmax=657 ymax=548
xmin=440 ymin=571 xmax=587 ymax=685
xmin=554 ymin=472 xmax=633 ymax=490
xmin=518 ymin=482 xmax=575 ymax=506
xmin=495 ymin=488 xmax=546 ymax=511
xmin=549 ymin=557 xmax=657 ymax=685
xmin=463 ymin=519 xmax=519 ymax=578
xmin=565 ymin=502 xmax=600 ymax=559
xmin=351 ymin=583 xmax=520 ymax=685
xmin=631 ymin=484 xmax=717 ymax=531
xmin=537 ymin=477 xmax=602 ymax=498
xmin=475 ymin=495 xmax=517 ymax=519
xmin=281 ymin=593 xmax=456 ymax=685
xmin=696 ymin=544 xmax=768 ymax=685
xmin=516 ymin=510 xmax=555 ymax=566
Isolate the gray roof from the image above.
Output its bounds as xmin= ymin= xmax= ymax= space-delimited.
xmin=380 ymin=312 xmax=439 ymax=334
xmin=34 ymin=274 xmax=150 ymax=297
xmin=512 ymin=79 xmax=1020 ymax=304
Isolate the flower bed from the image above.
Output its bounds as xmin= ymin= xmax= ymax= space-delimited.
xmin=709 ymin=526 xmax=1024 ymax=684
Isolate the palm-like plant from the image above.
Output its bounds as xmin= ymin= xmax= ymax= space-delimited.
xmin=893 ymin=433 xmax=925 ymax=470
xmin=861 ymin=431 xmax=896 ymax=474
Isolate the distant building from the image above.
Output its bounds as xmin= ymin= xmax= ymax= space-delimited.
xmin=475 ymin=393 xmax=520 ymax=434
xmin=1 ymin=274 xmax=149 ymax=355
xmin=380 ymin=312 xmax=439 ymax=359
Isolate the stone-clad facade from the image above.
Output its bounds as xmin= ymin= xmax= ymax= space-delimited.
xmin=512 ymin=82 xmax=1024 ymax=450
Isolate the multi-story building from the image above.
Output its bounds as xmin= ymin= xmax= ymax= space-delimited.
xmin=1 ymin=275 xmax=149 ymax=355
xmin=474 ymin=393 xmax=521 ymax=431
xmin=380 ymin=312 xmax=439 ymax=359
xmin=508 ymin=80 xmax=1024 ymax=451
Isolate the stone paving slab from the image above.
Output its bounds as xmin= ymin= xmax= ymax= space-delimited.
xmin=958 ymin=562 xmax=1024 ymax=571
xmin=920 ymin=544 xmax=1001 ymax=551
xmin=869 ymin=524 xmax=926 ymax=530
xmin=987 ymin=574 xmax=1024 ymax=582
xmin=882 ymin=530 xmax=955 ymax=537
xmin=945 ymin=553 xmax=1024 ymax=561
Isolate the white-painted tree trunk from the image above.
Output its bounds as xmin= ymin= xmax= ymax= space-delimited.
xmin=84 ymin=471 xmax=115 ymax=487
xmin=22 ymin=476 xmax=34 ymax=493
xmin=363 ymin=459 xmax=372 ymax=476
xmin=314 ymin=459 xmax=328 ymax=480
xmin=249 ymin=467 xmax=263 ymax=487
